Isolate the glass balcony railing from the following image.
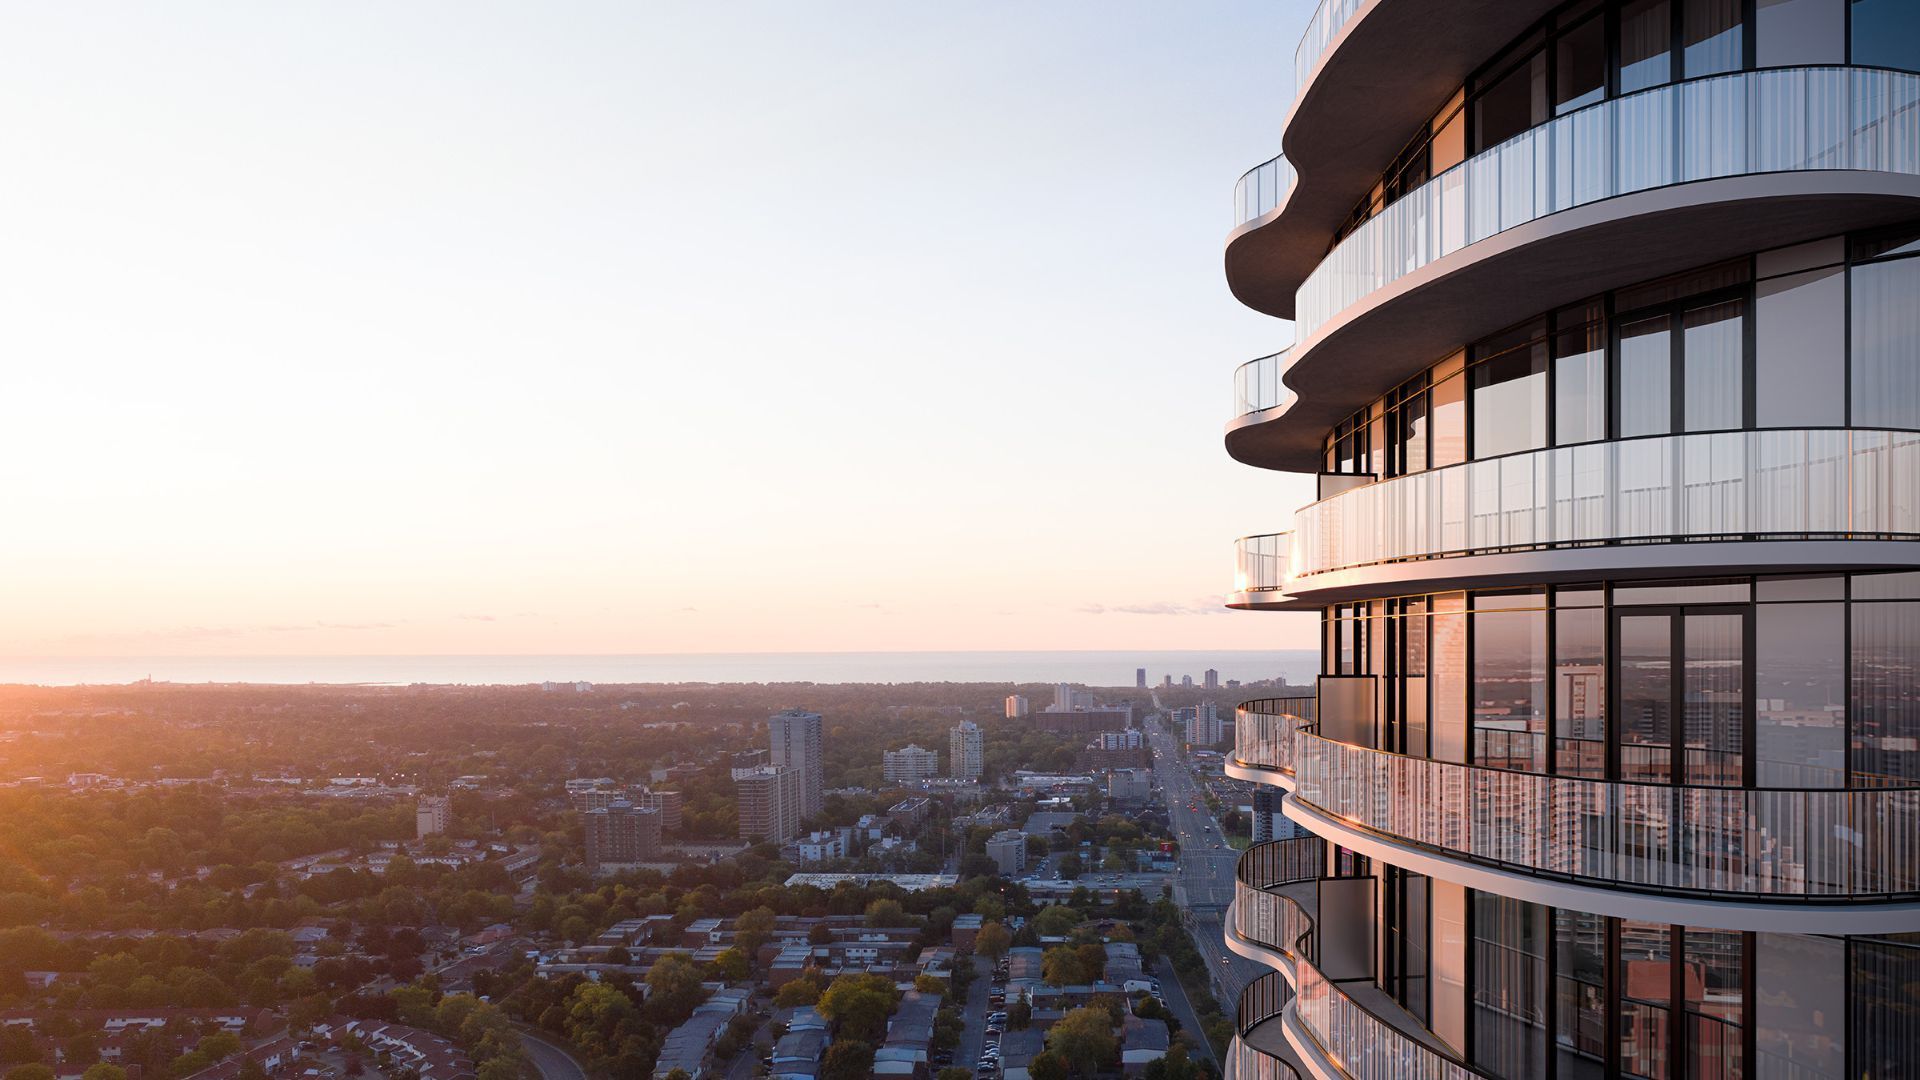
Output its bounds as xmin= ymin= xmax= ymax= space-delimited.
xmin=1294 ymin=66 xmax=1920 ymax=342
xmin=1233 ymin=351 xmax=1294 ymax=420
xmin=1233 ymin=838 xmax=1489 ymax=1080
xmin=1296 ymin=734 xmax=1920 ymax=901
xmin=1230 ymin=971 xmax=1304 ymax=1080
xmin=1234 ymin=697 xmax=1317 ymax=777
xmin=1286 ymin=428 xmax=1920 ymax=584
xmin=1234 ymin=533 xmax=1293 ymax=595
xmin=1293 ymin=0 xmax=1367 ymax=97
xmin=1234 ymin=153 xmax=1296 ymax=228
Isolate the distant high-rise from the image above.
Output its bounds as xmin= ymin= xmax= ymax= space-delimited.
xmin=882 ymin=744 xmax=939 ymax=783
xmin=1004 ymin=695 xmax=1030 ymax=719
xmin=1136 ymin=668 xmax=1147 ymax=689
xmin=583 ymin=802 xmax=661 ymax=872
xmin=767 ymin=709 xmax=823 ymax=820
xmin=950 ymin=720 xmax=984 ymax=781
xmin=734 ymin=765 xmax=802 ymax=844
xmin=1160 ymin=674 xmax=1172 ymax=689
xmin=415 ymin=796 xmax=450 ymax=838
xmin=1053 ymin=683 xmax=1075 ymax=711
xmin=1180 ymin=675 xmax=1193 ymax=689
xmin=1203 ymin=668 xmax=1219 ymax=690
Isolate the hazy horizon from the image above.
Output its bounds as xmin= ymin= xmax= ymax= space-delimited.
xmin=0 ymin=2 xmax=1321 ymax=657
xmin=0 ymin=648 xmax=1321 ymax=688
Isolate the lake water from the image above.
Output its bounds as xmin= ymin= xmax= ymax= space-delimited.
xmin=0 ymin=650 xmax=1320 ymax=688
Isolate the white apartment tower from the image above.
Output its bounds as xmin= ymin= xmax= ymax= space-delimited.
xmin=949 ymin=720 xmax=984 ymax=781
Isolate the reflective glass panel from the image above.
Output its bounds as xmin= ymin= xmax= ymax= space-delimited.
xmin=1755 ymin=603 xmax=1845 ymax=787
xmin=1755 ymin=934 xmax=1845 ymax=1080
xmin=1850 ymin=934 xmax=1920 ymax=1078
xmin=1471 ymin=340 xmax=1548 ymax=459
xmin=1475 ymin=50 xmax=1548 ymax=151
xmin=1432 ymin=368 xmax=1468 ymax=468
xmin=1683 ymin=0 xmax=1745 ymax=77
xmin=1619 ymin=314 xmax=1673 ymax=437
xmin=1555 ymin=607 xmax=1607 ymax=777
xmin=1472 ymin=893 xmax=1548 ymax=1078
xmin=1682 ymin=298 xmax=1744 ymax=432
xmin=1755 ymin=267 xmax=1845 ymax=428
xmin=1473 ymin=608 xmax=1548 ymax=772
xmin=1684 ymin=930 xmax=1745 ymax=1080
xmin=1682 ymin=612 xmax=1745 ymax=787
xmin=1556 ymin=15 xmax=1607 ymax=114
xmin=1851 ymin=601 xmax=1920 ymax=785
xmin=1555 ymin=309 xmax=1607 ymax=444
xmin=1620 ymin=0 xmax=1676 ymax=93
xmin=1620 ymin=921 xmax=1674 ymax=1079
xmin=1619 ymin=614 xmax=1675 ymax=783
xmin=1756 ymin=0 xmax=1845 ymax=67
xmin=1555 ymin=911 xmax=1608 ymax=1080
xmin=1850 ymin=255 xmax=1920 ymax=430
xmin=1851 ymin=0 xmax=1920 ymax=75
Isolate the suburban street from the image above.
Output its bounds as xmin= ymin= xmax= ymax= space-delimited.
xmin=953 ymin=954 xmax=994 ymax=1072
xmin=516 ymin=1027 xmax=588 ymax=1080
xmin=1145 ymin=720 xmax=1266 ymax=1013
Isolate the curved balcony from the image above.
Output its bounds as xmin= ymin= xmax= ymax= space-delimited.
xmin=1229 ymin=697 xmax=1316 ymax=788
xmin=1230 ymin=0 xmax=1562 ymax=320
xmin=1254 ymin=66 xmax=1920 ymax=467
xmin=1227 ymin=352 xmax=1308 ymax=467
xmin=1294 ymin=734 xmax=1920 ymax=906
xmin=1229 ymin=971 xmax=1304 ymax=1080
xmin=1229 ymin=695 xmax=1920 ymax=926
xmin=1234 ymin=156 xmax=1297 ymax=231
xmin=1230 ymin=838 xmax=1487 ymax=1080
xmin=1236 ymin=428 xmax=1920 ymax=605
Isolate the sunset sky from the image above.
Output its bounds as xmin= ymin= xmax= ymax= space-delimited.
xmin=0 ymin=2 xmax=1319 ymax=657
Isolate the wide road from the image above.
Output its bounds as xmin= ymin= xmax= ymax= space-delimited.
xmin=1153 ymin=955 xmax=1220 ymax=1073
xmin=1146 ymin=721 xmax=1267 ymax=1014
xmin=516 ymin=1027 xmax=588 ymax=1080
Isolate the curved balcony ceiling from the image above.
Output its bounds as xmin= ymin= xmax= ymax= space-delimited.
xmin=1250 ymin=174 xmax=1920 ymax=470
xmin=1230 ymin=66 xmax=1920 ymax=472
xmin=1225 ymin=0 xmax=1560 ymax=318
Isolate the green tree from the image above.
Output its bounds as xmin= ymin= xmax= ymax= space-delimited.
xmin=863 ymin=898 xmax=905 ymax=927
xmin=236 ymin=1060 xmax=268 ymax=1080
xmin=734 ymin=906 xmax=777 ymax=955
xmin=974 ymin=920 xmax=1011 ymax=962
xmin=1046 ymin=1006 xmax=1117 ymax=1077
xmin=1056 ymin=853 xmax=1084 ymax=880
xmin=772 ymin=977 xmax=822 ymax=1008
xmin=818 ymin=1040 xmax=874 ymax=1080
xmin=562 ymin=982 xmax=635 ymax=1062
xmin=644 ymin=953 xmax=708 ymax=1026
xmin=1041 ymin=945 xmax=1088 ymax=987
xmin=937 ymin=1069 xmax=972 ymax=1080
xmin=81 ymin=1066 xmax=126 ymax=1080
xmin=1030 ymin=905 xmax=1080 ymax=938
xmin=816 ymin=972 xmax=899 ymax=1043
xmin=1008 ymin=1000 xmax=1032 ymax=1030
xmin=705 ymin=947 xmax=749 ymax=984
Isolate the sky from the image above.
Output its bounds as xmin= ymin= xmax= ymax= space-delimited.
xmin=0 ymin=2 xmax=1321 ymax=658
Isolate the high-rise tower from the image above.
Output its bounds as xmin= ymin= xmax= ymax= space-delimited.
xmin=1218 ymin=5 xmax=1920 ymax=1078
xmin=767 ymin=708 xmax=823 ymax=820
xmin=950 ymin=719 xmax=984 ymax=781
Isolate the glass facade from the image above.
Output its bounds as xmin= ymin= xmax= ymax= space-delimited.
xmin=1318 ymin=576 xmax=1920 ymax=790
xmin=1326 ymin=232 xmax=1920 ymax=476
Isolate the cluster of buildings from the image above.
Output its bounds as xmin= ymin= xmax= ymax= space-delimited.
xmin=568 ymin=778 xmax=687 ymax=874
xmin=879 ymin=719 xmax=984 ymax=783
xmin=1169 ymin=702 xmax=1224 ymax=748
xmin=733 ymin=709 xmax=824 ymax=845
